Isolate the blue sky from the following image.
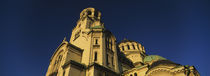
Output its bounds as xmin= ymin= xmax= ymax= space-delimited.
xmin=0 ymin=0 xmax=209 ymax=76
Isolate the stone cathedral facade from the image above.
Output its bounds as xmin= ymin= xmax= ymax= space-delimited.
xmin=46 ymin=7 xmax=200 ymax=76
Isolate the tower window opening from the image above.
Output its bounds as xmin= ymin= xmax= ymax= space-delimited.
xmin=132 ymin=44 xmax=135 ymax=49
xmin=127 ymin=45 xmax=130 ymax=50
xmin=106 ymin=38 xmax=109 ymax=48
xmin=106 ymin=54 xmax=109 ymax=65
xmin=112 ymin=57 xmax=114 ymax=66
xmin=122 ymin=46 xmax=124 ymax=51
xmin=137 ymin=44 xmax=140 ymax=50
xmin=87 ymin=11 xmax=91 ymax=15
xmin=110 ymin=40 xmax=112 ymax=50
xmin=134 ymin=73 xmax=137 ymax=76
xmin=95 ymin=39 xmax=98 ymax=44
xmin=94 ymin=52 xmax=97 ymax=61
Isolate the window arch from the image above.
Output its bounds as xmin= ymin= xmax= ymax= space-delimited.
xmin=134 ymin=73 xmax=137 ymax=76
xmin=132 ymin=44 xmax=135 ymax=49
xmin=122 ymin=46 xmax=124 ymax=51
xmin=127 ymin=45 xmax=130 ymax=50
xmin=137 ymin=44 xmax=140 ymax=50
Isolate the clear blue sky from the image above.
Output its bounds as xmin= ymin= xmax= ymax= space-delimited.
xmin=0 ymin=0 xmax=209 ymax=76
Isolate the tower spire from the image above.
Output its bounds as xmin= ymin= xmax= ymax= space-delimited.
xmin=63 ymin=37 xmax=67 ymax=42
xmin=80 ymin=7 xmax=101 ymax=20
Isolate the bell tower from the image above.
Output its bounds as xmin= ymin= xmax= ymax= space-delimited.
xmin=69 ymin=7 xmax=120 ymax=75
xmin=71 ymin=7 xmax=103 ymax=30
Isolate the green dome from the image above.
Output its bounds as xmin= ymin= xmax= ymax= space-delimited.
xmin=143 ymin=55 xmax=167 ymax=64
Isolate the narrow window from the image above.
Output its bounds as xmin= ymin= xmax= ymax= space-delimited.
xmin=122 ymin=46 xmax=124 ymax=51
xmin=94 ymin=52 xmax=97 ymax=61
xmin=112 ymin=57 xmax=114 ymax=65
xmin=134 ymin=73 xmax=137 ymax=76
xmin=110 ymin=40 xmax=112 ymax=50
xmin=132 ymin=44 xmax=135 ymax=49
xmin=63 ymin=70 xmax=65 ymax=76
xmin=59 ymin=55 xmax=62 ymax=61
xmin=109 ymin=40 xmax=111 ymax=49
xmin=106 ymin=54 xmax=109 ymax=65
xmin=127 ymin=45 xmax=130 ymax=50
xmin=137 ymin=44 xmax=140 ymax=50
xmin=106 ymin=38 xmax=109 ymax=48
xmin=95 ymin=39 xmax=98 ymax=44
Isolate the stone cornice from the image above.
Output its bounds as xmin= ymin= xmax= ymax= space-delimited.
xmin=68 ymin=43 xmax=84 ymax=53
xmin=86 ymin=63 xmax=120 ymax=76
xmin=62 ymin=60 xmax=86 ymax=70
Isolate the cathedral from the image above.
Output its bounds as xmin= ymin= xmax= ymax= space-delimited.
xmin=46 ymin=7 xmax=200 ymax=76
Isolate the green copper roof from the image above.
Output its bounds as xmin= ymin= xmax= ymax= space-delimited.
xmin=90 ymin=25 xmax=104 ymax=29
xmin=143 ymin=55 xmax=167 ymax=63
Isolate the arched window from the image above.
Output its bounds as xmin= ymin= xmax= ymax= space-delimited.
xmin=127 ymin=45 xmax=130 ymax=50
xmin=106 ymin=54 xmax=109 ymax=65
xmin=95 ymin=39 xmax=98 ymax=44
xmin=87 ymin=11 xmax=91 ymax=15
xmin=111 ymin=57 xmax=114 ymax=65
xmin=58 ymin=55 xmax=62 ymax=61
xmin=130 ymin=74 xmax=133 ymax=76
xmin=122 ymin=46 xmax=124 ymax=51
xmin=110 ymin=40 xmax=112 ymax=50
xmin=134 ymin=73 xmax=137 ymax=76
xmin=106 ymin=38 xmax=109 ymax=48
xmin=137 ymin=44 xmax=140 ymax=50
xmin=132 ymin=44 xmax=135 ymax=49
xmin=94 ymin=52 xmax=97 ymax=61
xmin=109 ymin=40 xmax=112 ymax=50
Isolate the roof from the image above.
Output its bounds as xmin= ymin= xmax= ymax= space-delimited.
xmin=146 ymin=60 xmax=181 ymax=74
xmin=149 ymin=60 xmax=180 ymax=69
xmin=117 ymin=38 xmax=141 ymax=45
xmin=143 ymin=55 xmax=167 ymax=64
xmin=50 ymin=39 xmax=83 ymax=61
